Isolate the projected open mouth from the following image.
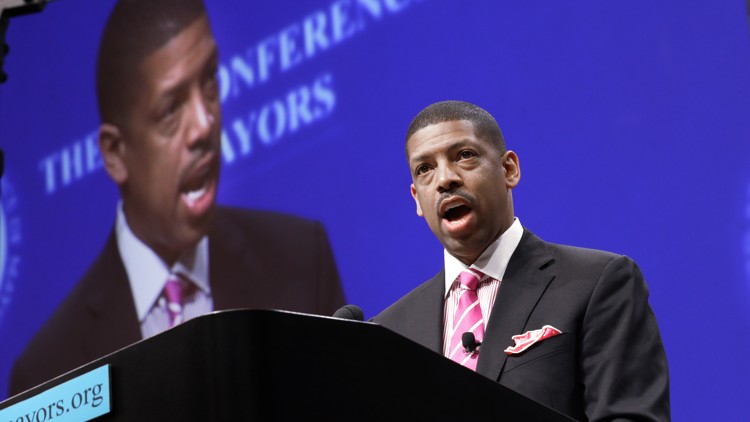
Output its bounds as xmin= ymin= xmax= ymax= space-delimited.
xmin=179 ymin=151 xmax=219 ymax=218
xmin=182 ymin=177 xmax=209 ymax=207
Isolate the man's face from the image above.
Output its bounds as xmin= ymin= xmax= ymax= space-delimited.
xmin=407 ymin=120 xmax=520 ymax=265
xmin=101 ymin=15 xmax=221 ymax=264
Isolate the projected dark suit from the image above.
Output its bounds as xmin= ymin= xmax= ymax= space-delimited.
xmin=373 ymin=229 xmax=669 ymax=421
xmin=8 ymin=206 xmax=345 ymax=396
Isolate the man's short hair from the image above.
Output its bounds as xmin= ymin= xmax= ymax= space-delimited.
xmin=96 ymin=0 xmax=209 ymax=125
xmin=405 ymin=100 xmax=506 ymax=153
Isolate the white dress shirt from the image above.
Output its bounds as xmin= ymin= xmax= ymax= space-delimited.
xmin=442 ymin=217 xmax=524 ymax=357
xmin=115 ymin=202 xmax=213 ymax=338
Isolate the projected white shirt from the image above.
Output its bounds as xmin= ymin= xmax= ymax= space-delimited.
xmin=115 ymin=202 xmax=213 ymax=338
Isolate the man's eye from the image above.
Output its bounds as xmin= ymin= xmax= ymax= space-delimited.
xmin=415 ymin=164 xmax=431 ymax=175
xmin=160 ymin=101 xmax=180 ymax=121
xmin=156 ymin=101 xmax=182 ymax=135
xmin=204 ymin=73 xmax=219 ymax=102
xmin=458 ymin=150 xmax=476 ymax=160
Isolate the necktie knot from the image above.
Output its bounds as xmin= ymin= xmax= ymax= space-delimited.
xmin=164 ymin=277 xmax=187 ymax=305
xmin=163 ymin=275 xmax=191 ymax=328
xmin=458 ymin=269 xmax=482 ymax=291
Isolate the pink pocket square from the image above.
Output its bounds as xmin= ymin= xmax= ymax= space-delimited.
xmin=504 ymin=325 xmax=562 ymax=355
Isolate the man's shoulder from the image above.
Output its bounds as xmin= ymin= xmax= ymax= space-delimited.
xmin=373 ymin=271 xmax=442 ymax=323
xmin=547 ymin=241 xmax=625 ymax=263
xmin=16 ymin=285 xmax=92 ymax=353
xmin=9 ymin=273 xmax=104 ymax=395
xmin=209 ymin=205 xmax=333 ymax=265
xmin=10 ymin=232 xmax=138 ymax=395
xmin=215 ymin=205 xmax=318 ymax=230
xmin=20 ymin=239 xmax=123 ymax=331
xmin=522 ymin=228 xmax=633 ymax=266
xmin=516 ymin=228 xmax=646 ymax=290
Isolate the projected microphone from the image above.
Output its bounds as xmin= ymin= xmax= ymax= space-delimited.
xmin=0 ymin=0 xmax=48 ymax=18
xmin=462 ymin=332 xmax=481 ymax=354
xmin=332 ymin=304 xmax=365 ymax=321
xmin=1 ymin=0 xmax=48 ymax=83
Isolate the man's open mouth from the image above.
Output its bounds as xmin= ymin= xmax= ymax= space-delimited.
xmin=183 ymin=180 xmax=208 ymax=206
xmin=444 ymin=203 xmax=472 ymax=221
xmin=181 ymin=154 xmax=217 ymax=208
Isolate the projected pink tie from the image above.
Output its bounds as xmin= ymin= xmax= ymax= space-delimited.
xmin=163 ymin=275 xmax=188 ymax=328
xmin=448 ymin=269 xmax=484 ymax=370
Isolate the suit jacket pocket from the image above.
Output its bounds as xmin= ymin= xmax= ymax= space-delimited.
xmin=499 ymin=332 xmax=581 ymax=419
xmin=502 ymin=331 xmax=573 ymax=373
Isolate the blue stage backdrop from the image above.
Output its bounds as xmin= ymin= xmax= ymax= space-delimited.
xmin=1 ymin=0 xmax=749 ymax=418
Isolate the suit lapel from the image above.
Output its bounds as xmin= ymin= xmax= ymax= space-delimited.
xmin=82 ymin=231 xmax=142 ymax=359
xmin=476 ymin=229 xmax=555 ymax=380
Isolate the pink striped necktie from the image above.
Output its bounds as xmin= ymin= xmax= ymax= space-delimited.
xmin=163 ymin=275 xmax=190 ymax=328
xmin=448 ymin=269 xmax=485 ymax=370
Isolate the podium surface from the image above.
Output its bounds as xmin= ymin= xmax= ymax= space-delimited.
xmin=1 ymin=309 xmax=575 ymax=421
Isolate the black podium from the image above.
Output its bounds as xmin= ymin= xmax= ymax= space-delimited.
xmin=1 ymin=309 xmax=575 ymax=420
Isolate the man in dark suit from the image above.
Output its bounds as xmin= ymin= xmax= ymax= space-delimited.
xmin=372 ymin=100 xmax=669 ymax=421
xmin=9 ymin=0 xmax=345 ymax=395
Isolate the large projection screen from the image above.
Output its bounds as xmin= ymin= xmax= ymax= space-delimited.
xmin=0 ymin=0 xmax=749 ymax=419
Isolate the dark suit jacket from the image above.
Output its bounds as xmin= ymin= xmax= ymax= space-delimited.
xmin=373 ymin=229 xmax=670 ymax=421
xmin=9 ymin=206 xmax=345 ymax=396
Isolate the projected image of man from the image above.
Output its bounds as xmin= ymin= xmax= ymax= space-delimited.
xmin=8 ymin=0 xmax=345 ymax=396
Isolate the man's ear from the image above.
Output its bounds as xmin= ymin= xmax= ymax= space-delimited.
xmin=99 ymin=123 xmax=128 ymax=186
xmin=410 ymin=183 xmax=424 ymax=217
xmin=503 ymin=150 xmax=521 ymax=189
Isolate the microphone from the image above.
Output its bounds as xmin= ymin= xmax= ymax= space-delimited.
xmin=332 ymin=304 xmax=364 ymax=321
xmin=461 ymin=332 xmax=481 ymax=354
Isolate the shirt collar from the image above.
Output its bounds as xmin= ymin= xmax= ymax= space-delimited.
xmin=115 ymin=202 xmax=211 ymax=321
xmin=443 ymin=217 xmax=524 ymax=296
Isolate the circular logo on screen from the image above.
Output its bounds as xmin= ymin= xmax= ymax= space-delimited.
xmin=0 ymin=178 xmax=22 ymax=326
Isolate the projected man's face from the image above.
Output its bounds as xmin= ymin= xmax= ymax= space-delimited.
xmin=407 ymin=120 xmax=520 ymax=265
xmin=102 ymin=15 xmax=222 ymax=265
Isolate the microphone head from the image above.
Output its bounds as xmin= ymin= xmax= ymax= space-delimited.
xmin=462 ymin=332 xmax=482 ymax=353
xmin=332 ymin=304 xmax=365 ymax=321
xmin=462 ymin=332 xmax=476 ymax=352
